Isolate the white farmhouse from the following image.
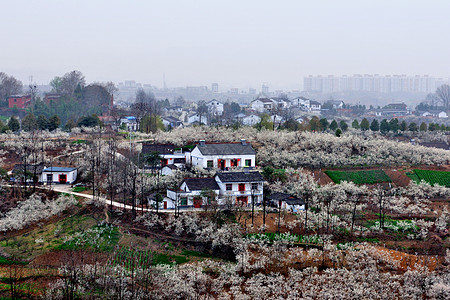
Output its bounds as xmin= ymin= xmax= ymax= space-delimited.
xmin=119 ymin=116 xmax=138 ymax=131
xmin=242 ymin=114 xmax=261 ymax=126
xmin=206 ymin=99 xmax=224 ymax=116
xmin=215 ymin=171 xmax=264 ymax=206
xmin=41 ymin=167 xmax=77 ymax=184
xmin=250 ymin=98 xmax=273 ymax=112
xmin=161 ymin=116 xmax=183 ymax=129
xmin=309 ymin=100 xmax=322 ymax=111
xmin=291 ymin=97 xmax=310 ymax=108
xmin=190 ymin=140 xmax=256 ymax=170
xmin=165 ymin=178 xmax=220 ymax=209
xmin=187 ymin=113 xmax=208 ymax=125
xmin=439 ymin=111 xmax=448 ymax=118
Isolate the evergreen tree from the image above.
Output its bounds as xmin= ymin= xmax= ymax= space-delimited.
xmin=48 ymin=115 xmax=61 ymax=131
xmin=400 ymin=120 xmax=407 ymax=131
xmin=335 ymin=128 xmax=342 ymax=137
xmin=409 ymin=122 xmax=418 ymax=132
xmin=352 ymin=119 xmax=360 ymax=129
xmin=319 ymin=118 xmax=329 ymax=131
xmin=389 ymin=118 xmax=399 ymax=132
xmin=370 ymin=119 xmax=379 ymax=131
xmin=309 ymin=116 xmax=321 ymax=132
xmin=380 ymin=119 xmax=390 ymax=133
xmin=329 ymin=120 xmax=338 ymax=131
xmin=360 ymin=118 xmax=370 ymax=131
xmin=8 ymin=116 xmax=20 ymax=132
xmin=339 ymin=120 xmax=348 ymax=131
xmin=21 ymin=113 xmax=38 ymax=131
xmin=419 ymin=122 xmax=427 ymax=132
xmin=37 ymin=115 xmax=49 ymax=130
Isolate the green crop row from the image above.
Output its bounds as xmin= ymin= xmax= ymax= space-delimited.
xmin=325 ymin=169 xmax=392 ymax=184
xmin=407 ymin=169 xmax=450 ymax=187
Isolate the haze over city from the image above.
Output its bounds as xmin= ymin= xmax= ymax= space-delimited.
xmin=2 ymin=0 xmax=450 ymax=90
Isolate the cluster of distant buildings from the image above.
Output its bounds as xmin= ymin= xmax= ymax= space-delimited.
xmin=304 ymin=74 xmax=449 ymax=94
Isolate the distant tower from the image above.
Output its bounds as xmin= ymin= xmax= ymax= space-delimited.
xmin=163 ymin=73 xmax=167 ymax=90
xmin=211 ymin=83 xmax=219 ymax=93
xmin=262 ymin=83 xmax=269 ymax=94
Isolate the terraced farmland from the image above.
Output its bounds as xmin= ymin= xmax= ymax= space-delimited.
xmin=406 ymin=169 xmax=450 ymax=187
xmin=325 ymin=169 xmax=392 ymax=184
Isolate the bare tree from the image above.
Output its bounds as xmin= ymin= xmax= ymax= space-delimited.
xmin=436 ymin=84 xmax=450 ymax=109
xmin=0 ymin=72 xmax=23 ymax=101
xmin=50 ymin=70 xmax=85 ymax=96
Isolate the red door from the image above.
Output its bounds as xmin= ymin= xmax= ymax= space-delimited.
xmin=163 ymin=201 xmax=167 ymax=209
xmin=59 ymin=174 xmax=67 ymax=184
xmin=194 ymin=198 xmax=202 ymax=208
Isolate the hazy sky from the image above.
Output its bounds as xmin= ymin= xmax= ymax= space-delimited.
xmin=1 ymin=0 xmax=450 ymax=90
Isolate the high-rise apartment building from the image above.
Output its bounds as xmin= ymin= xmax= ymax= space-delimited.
xmin=304 ymin=75 xmax=447 ymax=93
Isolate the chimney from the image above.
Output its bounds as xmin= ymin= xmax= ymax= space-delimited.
xmin=241 ymin=139 xmax=247 ymax=145
xmin=199 ymin=140 xmax=206 ymax=146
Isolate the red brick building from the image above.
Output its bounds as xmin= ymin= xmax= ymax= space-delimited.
xmin=43 ymin=93 xmax=62 ymax=105
xmin=8 ymin=95 xmax=31 ymax=109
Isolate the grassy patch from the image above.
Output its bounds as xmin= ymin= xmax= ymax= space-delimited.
xmin=72 ymin=186 xmax=87 ymax=193
xmin=325 ymin=169 xmax=392 ymax=184
xmin=71 ymin=139 xmax=88 ymax=144
xmin=0 ymin=215 xmax=98 ymax=260
xmin=406 ymin=169 xmax=450 ymax=187
xmin=181 ymin=250 xmax=211 ymax=258
xmin=56 ymin=223 xmax=120 ymax=252
xmin=365 ymin=217 xmax=419 ymax=232
xmin=110 ymin=247 xmax=189 ymax=269
xmin=0 ymin=256 xmax=28 ymax=266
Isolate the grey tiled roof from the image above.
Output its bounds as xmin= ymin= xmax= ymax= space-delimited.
xmin=197 ymin=143 xmax=255 ymax=155
xmin=142 ymin=144 xmax=175 ymax=155
xmin=216 ymin=171 xmax=263 ymax=183
xmin=185 ymin=178 xmax=220 ymax=191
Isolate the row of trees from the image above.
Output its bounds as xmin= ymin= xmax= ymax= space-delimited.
xmin=277 ymin=116 xmax=449 ymax=134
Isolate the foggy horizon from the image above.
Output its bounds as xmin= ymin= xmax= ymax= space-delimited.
xmin=2 ymin=0 xmax=450 ymax=91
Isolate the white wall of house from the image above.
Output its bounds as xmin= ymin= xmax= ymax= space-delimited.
xmin=207 ymin=100 xmax=224 ymax=116
xmin=40 ymin=170 xmax=77 ymax=184
xmin=165 ymin=185 xmax=220 ymax=209
xmin=187 ymin=114 xmax=208 ymax=125
xmin=438 ymin=111 xmax=448 ymax=118
xmin=242 ymin=115 xmax=261 ymax=126
xmin=190 ymin=147 xmax=255 ymax=169
xmin=215 ymin=178 xmax=263 ymax=205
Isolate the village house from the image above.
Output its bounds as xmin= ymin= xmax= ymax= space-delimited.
xmin=270 ymin=97 xmax=290 ymax=110
xmin=40 ymin=167 xmax=78 ymax=184
xmin=164 ymin=177 xmax=220 ymax=209
xmin=141 ymin=143 xmax=187 ymax=168
xmin=215 ymin=171 xmax=264 ymax=206
xmin=190 ymin=139 xmax=256 ymax=170
xmin=8 ymin=94 xmax=31 ymax=109
xmin=291 ymin=96 xmax=310 ymax=108
xmin=161 ymin=116 xmax=183 ymax=129
xmin=422 ymin=111 xmax=448 ymax=119
xmin=250 ymin=98 xmax=273 ymax=112
xmin=164 ymin=171 xmax=264 ymax=209
xmin=269 ymin=192 xmax=305 ymax=212
xmin=43 ymin=93 xmax=62 ymax=105
xmin=309 ymin=100 xmax=322 ymax=111
xmin=242 ymin=114 xmax=261 ymax=126
xmin=206 ymin=99 xmax=224 ymax=116
xmin=120 ymin=116 xmax=138 ymax=131
xmin=187 ymin=113 xmax=208 ymax=125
